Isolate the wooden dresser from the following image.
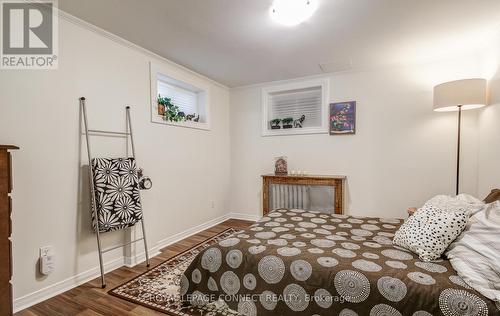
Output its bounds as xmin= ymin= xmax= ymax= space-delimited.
xmin=0 ymin=145 xmax=18 ymax=316
xmin=262 ymin=174 xmax=346 ymax=216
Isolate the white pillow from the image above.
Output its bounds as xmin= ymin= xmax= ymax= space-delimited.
xmin=393 ymin=204 xmax=469 ymax=261
xmin=423 ymin=194 xmax=484 ymax=215
xmin=446 ymin=201 xmax=500 ymax=302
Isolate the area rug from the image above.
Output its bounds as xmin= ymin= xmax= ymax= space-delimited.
xmin=110 ymin=228 xmax=239 ymax=316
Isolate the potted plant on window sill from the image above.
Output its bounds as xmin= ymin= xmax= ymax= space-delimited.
xmin=158 ymin=95 xmax=201 ymax=123
xmin=282 ymin=117 xmax=294 ymax=129
xmin=158 ymin=95 xmax=183 ymax=122
xmin=270 ymin=118 xmax=281 ymax=129
xmin=157 ymin=95 xmax=172 ymax=116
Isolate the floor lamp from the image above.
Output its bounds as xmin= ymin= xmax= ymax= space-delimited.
xmin=433 ymin=78 xmax=487 ymax=195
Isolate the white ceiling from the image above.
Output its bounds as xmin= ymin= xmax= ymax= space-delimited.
xmin=59 ymin=0 xmax=500 ymax=87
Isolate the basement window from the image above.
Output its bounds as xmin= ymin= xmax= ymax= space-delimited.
xmin=261 ymin=78 xmax=329 ymax=136
xmin=150 ymin=63 xmax=210 ymax=130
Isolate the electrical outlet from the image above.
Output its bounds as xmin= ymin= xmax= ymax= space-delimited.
xmin=40 ymin=255 xmax=55 ymax=275
xmin=39 ymin=246 xmax=55 ymax=275
xmin=40 ymin=246 xmax=54 ymax=257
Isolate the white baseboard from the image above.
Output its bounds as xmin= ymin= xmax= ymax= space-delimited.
xmin=13 ymin=256 xmax=124 ymax=313
xmin=123 ymin=212 xmax=234 ymax=267
xmin=14 ymin=212 xmax=259 ymax=312
xmin=123 ymin=247 xmax=162 ymax=268
xmin=154 ymin=213 xmax=231 ymax=250
xmin=227 ymin=212 xmax=260 ymax=222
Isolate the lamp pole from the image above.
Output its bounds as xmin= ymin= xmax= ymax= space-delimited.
xmin=456 ymin=105 xmax=462 ymax=195
xmin=433 ymin=79 xmax=487 ymax=196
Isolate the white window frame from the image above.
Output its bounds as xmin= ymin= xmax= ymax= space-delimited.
xmin=150 ymin=62 xmax=210 ymax=131
xmin=261 ymin=78 xmax=330 ymax=136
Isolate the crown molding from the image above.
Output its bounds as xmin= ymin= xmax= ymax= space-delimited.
xmin=55 ymin=8 xmax=229 ymax=91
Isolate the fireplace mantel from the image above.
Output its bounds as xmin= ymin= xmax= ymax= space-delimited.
xmin=261 ymin=174 xmax=346 ymax=216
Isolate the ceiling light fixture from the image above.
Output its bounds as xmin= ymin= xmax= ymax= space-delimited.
xmin=270 ymin=0 xmax=318 ymax=27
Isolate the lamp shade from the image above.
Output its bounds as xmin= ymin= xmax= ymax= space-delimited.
xmin=433 ymin=78 xmax=487 ymax=112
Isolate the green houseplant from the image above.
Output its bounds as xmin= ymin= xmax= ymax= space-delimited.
xmin=157 ymin=95 xmax=183 ymax=122
xmin=158 ymin=95 xmax=200 ymax=123
xmin=270 ymin=118 xmax=281 ymax=129
xmin=157 ymin=95 xmax=168 ymax=116
xmin=282 ymin=117 xmax=293 ymax=129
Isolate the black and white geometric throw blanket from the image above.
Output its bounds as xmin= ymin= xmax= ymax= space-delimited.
xmin=91 ymin=157 xmax=143 ymax=233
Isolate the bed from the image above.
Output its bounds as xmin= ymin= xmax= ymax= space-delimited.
xmin=181 ymin=209 xmax=500 ymax=315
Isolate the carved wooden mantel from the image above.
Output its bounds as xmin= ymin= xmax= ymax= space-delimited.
xmin=262 ymin=174 xmax=346 ymax=216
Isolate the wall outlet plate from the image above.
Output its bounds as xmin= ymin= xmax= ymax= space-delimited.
xmin=40 ymin=246 xmax=54 ymax=257
xmin=40 ymin=255 xmax=55 ymax=275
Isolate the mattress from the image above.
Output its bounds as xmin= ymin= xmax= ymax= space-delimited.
xmin=181 ymin=209 xmax=500 ymax=315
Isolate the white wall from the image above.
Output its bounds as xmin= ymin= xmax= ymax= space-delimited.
xmin=1 ymin=9 xmax=498 ymax=312
xmin=229 ymin=53 xmax=488 ymax=219
xmin=0 ymin=17 xmax=230 ymax=304
xmin=477 ymin=35 xmax=500 ymax=197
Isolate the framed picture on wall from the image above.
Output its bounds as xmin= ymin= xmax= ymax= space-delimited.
xmin=329 ymin=101 xmax=356 ymax=135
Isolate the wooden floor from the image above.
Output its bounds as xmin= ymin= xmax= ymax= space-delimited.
xmin=16 ymin=219 xmax=253 ymax=316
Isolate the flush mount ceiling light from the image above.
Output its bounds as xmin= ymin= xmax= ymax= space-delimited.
xmin=270 ymin=0 xmax=318 ymax=26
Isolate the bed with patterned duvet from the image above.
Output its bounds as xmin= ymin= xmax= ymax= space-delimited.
xmin=180 ymin=209 xmax=500 ymax=315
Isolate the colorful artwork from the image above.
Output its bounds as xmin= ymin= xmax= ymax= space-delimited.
xmin=329 ymin=101 xmax=356 ymax=135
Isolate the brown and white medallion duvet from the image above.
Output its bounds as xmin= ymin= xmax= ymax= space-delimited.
xmin=181 ymin=209 xmax=500 ymax=315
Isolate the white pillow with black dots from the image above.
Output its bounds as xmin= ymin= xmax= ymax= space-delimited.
xmin=393 ymin=204 xmax=469 ymax=262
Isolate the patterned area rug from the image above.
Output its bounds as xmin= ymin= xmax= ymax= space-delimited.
xmin=109 ymin=228 xmax=239 ymax=315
